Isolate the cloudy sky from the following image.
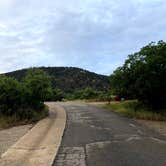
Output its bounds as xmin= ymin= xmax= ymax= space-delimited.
xmin=0 ymin=0 xmax=166 ymax=75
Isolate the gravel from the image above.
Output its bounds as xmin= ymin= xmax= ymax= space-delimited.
xmin=0 ymin=124 xmax=32 ymax=156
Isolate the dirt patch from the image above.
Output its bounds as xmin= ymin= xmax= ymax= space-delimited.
xmin=137 ymin=120 xmax=166 ymax=136
xmin=0 ymin=124 xmax=33 ymax=156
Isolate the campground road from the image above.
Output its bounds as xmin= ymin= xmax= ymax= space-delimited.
xmin=53 ymin=102 xmax=166 ymax=166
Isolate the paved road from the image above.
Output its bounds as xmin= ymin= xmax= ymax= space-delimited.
xmin=53 ymin=102 xmax=166 ymax=166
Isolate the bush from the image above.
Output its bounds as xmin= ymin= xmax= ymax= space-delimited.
xmin=0 ymin=76 xmax=24 ymax=116
xmin=97 ymin=91 xmax=112 ymax=102
xmin=67 ymin=87 xmax=112 ymax=101
xmin=69 ymin=88 xmax=100 ymax=100
xmin=0 ymin=68 xmax=52 ymax=123
xmin=24 ymin=68 xmax=52 ymax=109
xmin=52 ymin=89 xmax=64 ymax=101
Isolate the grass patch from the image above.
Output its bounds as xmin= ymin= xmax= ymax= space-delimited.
xmin=101 ymin=100 xmax=166 ymax=121
xmin=0 ymin=105 xmax=49 ymax=129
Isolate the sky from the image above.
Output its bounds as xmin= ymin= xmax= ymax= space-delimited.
xmin=0 ymin=0 xmax=166 ymax=75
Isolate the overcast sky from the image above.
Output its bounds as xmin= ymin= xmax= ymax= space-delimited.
xmin=0 ymin=0 xmax=166 ymax=75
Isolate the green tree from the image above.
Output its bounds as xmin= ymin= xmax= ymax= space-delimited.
xmin=46 ymin=88 xmax=64 ymax=101
xmin=0 ymin=75 xmax=24 ymax=116
xmin=0 ymin=69 xmax=50 ymax=121
xmin=52 ymin=89 xmax=64 ymax=101
xmin=70 ymin=88 xmax=100 ymax=100
xmin=81 ymin=87 xmax=98 ymax=99
xmin=110 ymin=41 xmax=166 ymax=109
xmin=24 ymin=68 xmax=52 ymax=109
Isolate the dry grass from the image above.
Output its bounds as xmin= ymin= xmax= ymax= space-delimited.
xmin=101 ymin=100 xmax=166 ymax=121
xmin=0 ymin=105 xmax=48 ymax=129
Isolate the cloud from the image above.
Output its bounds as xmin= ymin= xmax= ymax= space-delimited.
xmin=0 ymin=0 xmax=166 ymax=74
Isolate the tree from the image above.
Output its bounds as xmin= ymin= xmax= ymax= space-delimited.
xmin=0 ymin=69 xmax=51 ymax=121
xmin=52 ymin=89 xmax=64 ymax=101
xmin=24 ymin=68 xmax=52 ymax=109
xmin=110 ymin=67 xmax=130 ymax=98
xmin=70 ymin=87 xmax=100 ymax=100
xmin=46 ymin=88 xmax=64 ymax=101
xmin=0 ymin=75 xmax=24 ymax=116
xmin=110 ymin=41 xmax=166 ymax=109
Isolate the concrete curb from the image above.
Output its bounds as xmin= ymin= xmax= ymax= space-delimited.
xmin=0 ymin=102 xmax=66 ymax=166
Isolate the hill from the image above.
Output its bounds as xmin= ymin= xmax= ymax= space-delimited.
xmin=5 ymin=67 xmax=110 ymax=94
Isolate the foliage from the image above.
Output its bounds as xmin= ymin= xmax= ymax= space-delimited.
xmin=102 ymin=100 xmax=166 ymax=121
xmin=80 ymin=88 xmax=99 ymax=99
xmin=6 ymin=67 xmax=110 ymax=94
xmin=97 ymin=91 xmax=112 ymax=102
xmin=46 ymin=88 xmax=64 ymax=101
xmin=67 ymin=88 xmax=112 ymax=101
xmin=0 ymin=76 xmax=23 ymax=116
xmin=68 ymin=88 xmax=100 ymax=100
xmin=0 ymin=69 xmax=51 ymax=122
xmin=0 ymin=106 xmax=48 ymax=129
xmin=110 ymin=41 xmax=166 ymax=109
xmin=24 ymin=69 xmax=52 ymax=108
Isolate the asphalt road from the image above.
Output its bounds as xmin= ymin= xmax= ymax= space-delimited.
xmin=53 ymin=102 xmax=166 ymax=166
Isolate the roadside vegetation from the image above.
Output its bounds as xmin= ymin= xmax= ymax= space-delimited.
xmin=66 ymin=87 xmax=112 ymax=102
xmin=103 ymin=41 xmax=166 ymax=121
xmin=83 ymin=41 xmax=166 ymax=121
xmin=101 ymin=100 xmax=166 ymax=121
xmin=0 ymin=69 xmax=53 ymax=129
xmin=110 ymin=41 xmax=166 ymax=110
xmin=0 ymin=40 xmax=165 ymax=127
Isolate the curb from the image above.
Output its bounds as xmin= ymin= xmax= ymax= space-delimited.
xmin=0 ymin=102 xmax=66 ymax=166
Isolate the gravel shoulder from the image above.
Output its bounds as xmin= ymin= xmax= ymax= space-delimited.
xmin=0 ymin=124 xmax=33 ymax=156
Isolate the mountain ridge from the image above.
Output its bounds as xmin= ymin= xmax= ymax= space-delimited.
xmin=5 ymin=67 xmax=110 ymax=94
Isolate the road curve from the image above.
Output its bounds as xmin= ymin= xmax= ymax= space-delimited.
xmin=53 ymin=102 xmax=166 ymax=166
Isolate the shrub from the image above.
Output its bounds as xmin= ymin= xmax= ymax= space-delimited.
xmin=69 ymin=88 xmax=100 ymax=100
xmin=0 ymin=76 xmax=23 ymax=116
xmin=97 ymin=91 xmax=112 ymax=102
xmin=0 ymin=68 xmax=51 ymax=122
xmin=24 ymin=68 xmax=52 ymax=109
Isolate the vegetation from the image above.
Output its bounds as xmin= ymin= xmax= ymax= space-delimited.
xmin=68 ymin=88 xmax=99 ymax=100
xmin=1 ymin=68 xmax=110 ymax=128
xmin=67 ymin=87 xmax=112 ymax=101
xmin=6 ymin=67 xmax=110 ymax=95
xmin=1 ymin=40 xmax=165 ymax=125
xmin=102 ymin=100 xmax=166 ymax=121
xmin=0 ymin=69 xmax=51 ymax=128
xmin=46 ymin=88 xmax=64 ymax=101
xmin=110 ymin=41 xmax=166 ymax=110
xmin=0 ymin=106 xmax=48 ymax=129
xmin=24 ymin=69 xmax=52 ymax=109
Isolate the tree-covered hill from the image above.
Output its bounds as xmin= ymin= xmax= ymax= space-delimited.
xmin=5 ymin=67 xmax=110 ymax=94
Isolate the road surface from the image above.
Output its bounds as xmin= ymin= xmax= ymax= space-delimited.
xmin=53 ymin=102 xmax=166 ymax=166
